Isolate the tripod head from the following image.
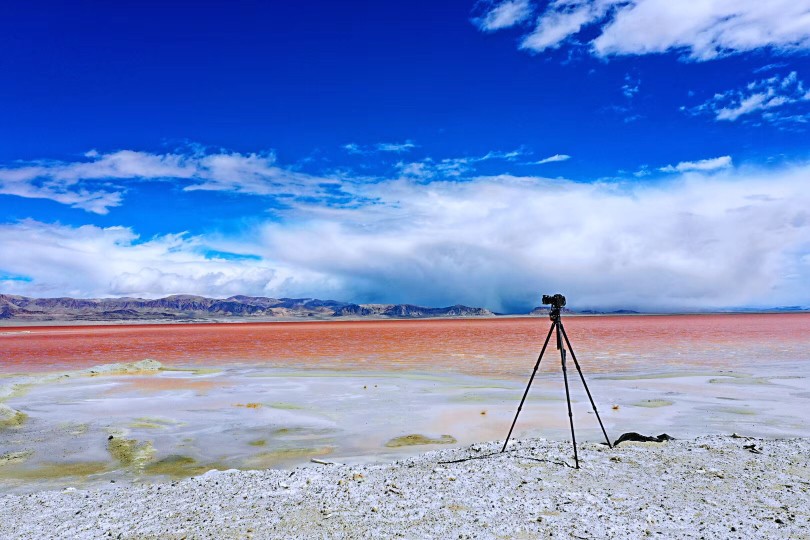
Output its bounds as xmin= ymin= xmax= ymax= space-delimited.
xmin=541 ymin=293 xmax=566 ymax=322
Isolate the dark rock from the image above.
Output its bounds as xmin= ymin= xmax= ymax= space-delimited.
xmin=613 ymin=432 xmax=675 ymax=445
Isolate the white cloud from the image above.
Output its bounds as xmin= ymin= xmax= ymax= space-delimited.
xmin=396 ymin=158 xmax=472 ymax=179
xmin=622 ymin=73 xmax=640 ymax=99
xmin=343 ymin=141 xmax=417 ymax=154
xmin=396 ymin=149 xmax=526 ymax=179
xmin=659 ymin=155 xmax=733 ymax=173
xmin=260 ymin=166 xmax=810 ymax=311
xmin=375 ymin=141 xmax=417 ymax=153
xmin=0 ymin=220 xmax=336 ymax=299
xmin=6 ymin=163 xmax=810 ymax=312
xmin=533 ymin=153 xmax=571 ymax=164
xmin=474 ymin=0 xmax=534 ymax=31
xmin=343 ymin=143 xmax=362 ymax=154
xmin=688 ymin=71 xmax=810 ymax=123
xmin=0 ymin=146 xmax=525 ymax=214
xmin=0 ymin=149 xmax=340 ymax=213
xmin=487 ymin=0 xmax=810 ymax=61
xmin=521 ymin=2 xmax=610 ymax=52
xmin=480 ymin=149 xmax=523 ymax=161
xmin=594 ymin=0 xmax=810 ymax=60
xmin=0 ymin=180 xmax=123 ymax=215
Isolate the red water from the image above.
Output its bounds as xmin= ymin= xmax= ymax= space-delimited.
xmin=1 ymin=314 xmax=808 ymax=377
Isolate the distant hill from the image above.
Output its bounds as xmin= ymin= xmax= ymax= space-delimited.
xmin=0 ymin=294 xmax=494 ymax=322
xmin=1 ymin=294 xmax=805 ymax=323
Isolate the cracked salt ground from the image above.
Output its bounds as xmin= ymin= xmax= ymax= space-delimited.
xmin=1 ymin=435 xmax=808 ymax=539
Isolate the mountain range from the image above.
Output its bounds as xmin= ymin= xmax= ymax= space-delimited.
xmin=0 ymin=294 xmax=804 ymax=323
xmin=0 ymin=294 xmax=495 ymax=322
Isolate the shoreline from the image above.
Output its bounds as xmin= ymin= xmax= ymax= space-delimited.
xmin=3 ymin=357 xmax=809 ymax=497
xmin=1 ymin=434 xmax=807 ymax=538
xmin=3 ymin=310 xmax=810 ymax=328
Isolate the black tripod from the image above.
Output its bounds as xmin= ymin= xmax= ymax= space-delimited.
xmin=501 ymin=294 xmax=612 ymax=468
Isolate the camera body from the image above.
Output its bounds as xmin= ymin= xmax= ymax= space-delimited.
xmin=541 ymin=293 xmax=566 ymax=309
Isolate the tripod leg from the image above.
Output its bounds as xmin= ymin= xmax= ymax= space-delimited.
xmin=558 ymin=323 xmax=579 ymax=468
xmin=559 ymin=321 xmax=613 ymax=448
xmin=501 ymin=321 xmax=556 ymax=453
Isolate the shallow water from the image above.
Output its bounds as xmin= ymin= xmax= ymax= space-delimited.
xmin=3 ymin=314 xmax=809 ymax=375
xmin=1 ymin=314 xmax=809 ymax=492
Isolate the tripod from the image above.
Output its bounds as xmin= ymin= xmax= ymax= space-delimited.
xmin=501 ymin=295 xmax=612 ymax=468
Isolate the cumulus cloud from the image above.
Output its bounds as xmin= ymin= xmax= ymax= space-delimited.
xmin=687 ymin=71 xmax=810 ymax=123
xmin=659 ymin=155 xmax=733 ymax=173
xmin=0 ymin=220 xmax=337 ymax=299
xmin=5 ymin=164 xmax=810 ymax=312
xmin=474 ymin=0 xmax=534 ymax=32
xmin=482 ymin=0 xmax=810 ymax=61
xmin=0 ymin=149 xmax=340 ymax=213
xmin=261 ymin=166 xmax=810 ymax=312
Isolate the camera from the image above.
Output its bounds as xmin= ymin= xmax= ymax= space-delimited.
xmin=541 ymin=293 xmax=566 ymax=309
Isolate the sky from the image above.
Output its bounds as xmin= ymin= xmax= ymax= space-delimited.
xmin=1 ymin=0 xmax=810 ymax=313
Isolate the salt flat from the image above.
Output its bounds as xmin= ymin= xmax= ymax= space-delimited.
xmin=1 ymin=435 xmax=807 ymax=539
xmin=2 ymin=357 xmax=809 ymax=494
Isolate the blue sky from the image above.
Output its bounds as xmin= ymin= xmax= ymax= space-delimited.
xmin=1 ymin=1 xmax=810 ymax=312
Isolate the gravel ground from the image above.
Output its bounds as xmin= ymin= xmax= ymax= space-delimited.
xmin=1 ymin=435 xmax=808 ymax=539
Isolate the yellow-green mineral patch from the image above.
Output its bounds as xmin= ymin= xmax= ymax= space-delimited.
xmin=248 ymin=439 xmax=267 ymax=447
xmin=0 ymin=381 xmax=33 ymax=402
xmin=61 ymin=422 xmax=89 ymax=436
xmin=144 ymin=455 xmax=214 ymax=478
xmin=0 ymin=450 xmax=33 ymax=467
xmin=714 ymin=406 xmax=756 ymax=416
xmin=107 ymin=435 xmax=156 ymax=468
xmin=2 ymin=461 xmax=108 ymax=480
xmin=246 ymin=446 xmax=334 ymax=468
xmin=0 ymin=404 xmax=27 ymax=429
xmin=271 ymin=427 xmax=335 ymax=440
xmin=385 ymin=434 xmax=457 ymax=447
xmin=235 ymin=402 xmax=262 ymax=409
xmin=129 ymin=417 xmax=181 ymax=429
xmin=269 ymin=402 xmax=305 ymax=410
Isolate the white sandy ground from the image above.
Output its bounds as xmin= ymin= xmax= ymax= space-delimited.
xmin=0 ymin=435 xmax=808 ymax=539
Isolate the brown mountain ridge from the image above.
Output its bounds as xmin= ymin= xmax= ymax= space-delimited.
xmin=0 ymin=294 xmax=495 ymax=322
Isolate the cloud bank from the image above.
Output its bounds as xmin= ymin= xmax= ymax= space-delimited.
xmin=3 ymin=160 xmax=809 ymax=312
xmin=477 ymin=0 xmax=810 ymax=61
